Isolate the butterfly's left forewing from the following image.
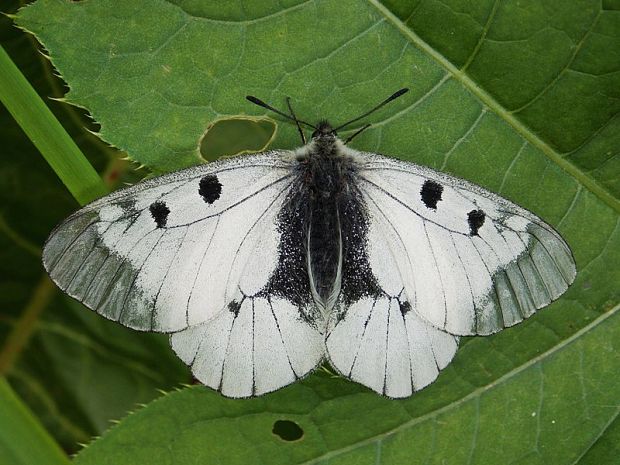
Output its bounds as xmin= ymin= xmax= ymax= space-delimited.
xmin=44 ymin=153 xmax=295 ymax=331
xmin=354 ymin=152 xmax=576 ymax=336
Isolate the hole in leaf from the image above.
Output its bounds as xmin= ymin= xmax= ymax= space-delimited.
xmin=272 ymin=419 xmax=304 ymax=441
xmin=200 ymin=117 xmax=275 ymax=161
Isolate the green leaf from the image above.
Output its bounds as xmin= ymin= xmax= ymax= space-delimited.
xmin=576 ymin=415 xmax=620 ymax=465
xmin=13 ymin=0 xmax=620 ymax=462
xmin=74 ymin=308 xmax=620 ymax=465
xmin=0 ymin=377 xmax=70 ymax=465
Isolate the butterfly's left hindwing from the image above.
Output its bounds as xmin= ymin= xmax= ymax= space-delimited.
xmin=354 ymin=153 xmax=576 ymax=336
xmin=171 ymin=295 xmax=324 ymax=397
xmin=170 ymin=183 xmax=325 ymax=397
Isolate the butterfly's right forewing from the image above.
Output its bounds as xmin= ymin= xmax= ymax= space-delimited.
xmin=354 ymin=153 xmax=576 ymax=336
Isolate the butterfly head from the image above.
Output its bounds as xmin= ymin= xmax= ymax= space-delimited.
xmin=311 ymin=121 xmax=336 ymax=140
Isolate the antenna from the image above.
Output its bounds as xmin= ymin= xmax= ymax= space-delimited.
xmin=333 ymin=88 xmax=409 ymax=132
xmin=246 ymin=95 xmax=317 ymax=130
xmin=286 ymin=97 xmax=306 ymax=144
xmin=343 ymin=123 xmax=371 ymax=145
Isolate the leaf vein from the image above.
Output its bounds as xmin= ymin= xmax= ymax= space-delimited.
xmin=299 ymin=305 xmax=619 ymax=464
xmin=369 ymin=0 xmax=620 ymax=213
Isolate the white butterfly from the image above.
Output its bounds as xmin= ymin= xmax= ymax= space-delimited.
xmin=43 ymin=90 xmax=576 ymax=398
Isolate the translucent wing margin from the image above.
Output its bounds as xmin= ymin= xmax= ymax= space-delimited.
xmin=43 ymin=152 xmax=297 ymax=332
xmin=355 ymin=152 xmax=576 ymax=336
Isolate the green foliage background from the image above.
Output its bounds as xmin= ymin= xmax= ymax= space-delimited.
xmin=0 ymin=0 xmax=618 ymax=463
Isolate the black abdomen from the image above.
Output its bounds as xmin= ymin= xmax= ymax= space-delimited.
xmin=308 ymin=194 xmax=341 ymax=306
xmin=265 ymin=144 xmax=381 ymax=316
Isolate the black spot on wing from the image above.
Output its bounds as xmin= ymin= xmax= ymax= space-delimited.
xmin=468 ymin=209 xmax=486 ymax=236
xmin=420 ymin=180 xmax=443 ymax=210
xmin=399 ymin=300 xmax=411 ymax=316
xmin=199 ymin=174 xmax=222 ymax=204
xmin=228 ymin=299 xmax=241 ymax=317
xmin=149 ymin=201 xmax=170 ymax=228
xmin=118 ymin=198 xmax=137 ymax=214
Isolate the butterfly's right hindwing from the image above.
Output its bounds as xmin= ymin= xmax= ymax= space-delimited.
xmin=325 ymin=187 xmax=458 ymax=398
xmin=43 ymin=153 xmax=298 ymax=332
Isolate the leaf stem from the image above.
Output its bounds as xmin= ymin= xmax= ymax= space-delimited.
xmin=0 ymin=275 xmax=56 ymax=376
xmin=0 ymin=44 xmax=107 ymax=205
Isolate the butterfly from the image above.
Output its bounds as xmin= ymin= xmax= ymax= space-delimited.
xmin=42 ymin=89 xmax=576 ymax=398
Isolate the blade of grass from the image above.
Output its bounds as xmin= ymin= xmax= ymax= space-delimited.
xmin=0 ymin=377 xmax=71 ymax=465
xmin=0 ymin=44 xmax=106 ymax=205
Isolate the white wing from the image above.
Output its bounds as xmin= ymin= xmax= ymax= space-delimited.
xmin=170 ymin=184 xmax=325 ymax=397
xmin=44 ymin=155 xmax=326 ymax=397
xmin=354 ymin=152 xmax=576 ymax=336
xmin=171 ymin=296 xmax=323 ymax=397
xmin=43 ymin=152 xmax=298 ymax=332
xmin=326 ymin=196 xmax=458 ymax=398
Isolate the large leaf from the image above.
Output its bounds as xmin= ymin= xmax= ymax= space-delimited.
xmin=13 ymin=0 xmax=620 ymax=462
xmin=74 ymin=308 xmax=620 ymax=465
xmin=0 ymin=1 xmax=190 ymax=453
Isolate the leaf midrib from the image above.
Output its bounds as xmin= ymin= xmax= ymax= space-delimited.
xmin=301 ymin=304 xmax=619 ymax=464
xmin=369 ymin=0 xmax=620 ymax=215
